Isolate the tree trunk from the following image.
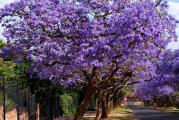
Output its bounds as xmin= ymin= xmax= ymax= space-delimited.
xmin=101 ymin=97 xmax=108 ymax=119
xmin=95 ymin=91 xmax=103 ymax=120
xmin=74 ymin=85 xmax=96 ymax=120
xmin=107 ymin=98 xmax=113 ymax=113
xmin=36 ymin=103 xmax=40 ymax=120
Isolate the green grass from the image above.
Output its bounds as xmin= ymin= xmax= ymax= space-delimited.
xmin=113 ymin=107 xmax=132 ymax=113
xmin=163 ymin=108 xmax=179 ymax=113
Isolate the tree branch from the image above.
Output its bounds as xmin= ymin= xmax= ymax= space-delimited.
xmin=45 ymin=61 xmax=70 ymax=66
xmin=154 ymin=0 xmax=163 ymax=7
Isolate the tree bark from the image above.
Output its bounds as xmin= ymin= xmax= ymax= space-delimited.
xmin=101 ymin=96 xmax=108 ymax=119
xmin=36 ymin=103 xmax=40 ymax=120
xmin=74 ymin=85 xmax=96 ymax=120
xmin=95 ymin=91 xmax=103 ymax=120
xmin=107 ymin=98 xmax=113 ymax=113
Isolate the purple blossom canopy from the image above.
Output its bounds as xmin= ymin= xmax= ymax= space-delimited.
xmin=135 ymin=49 xmax=179 ymax=100
xmin=0 ymin=0 xmax=178 ymax=86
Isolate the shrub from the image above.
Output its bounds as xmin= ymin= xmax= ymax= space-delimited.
xmin=59 ymin=92 xmax=79 ymax=116
xmin=176 ymin=102 xmax=179 ymax=109
xmin=5 ymin=98 xmax=15 ymax=110
xmin=0 ymin=94 xmax=15 ymax=110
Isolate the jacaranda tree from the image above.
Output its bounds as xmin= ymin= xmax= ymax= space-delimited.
xmin=0 ymin=0 xmax=178 ymax=119
xmin=135 ymin=49 xmax=179 ymax=101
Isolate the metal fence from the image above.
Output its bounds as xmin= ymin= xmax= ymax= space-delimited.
xmin=39 ymin=96 xmax=61 ymax=120
xmin=0 ymin=79 xmax=37 ymax=120
xmin=0 ymin=79 xmax=62 ymax=120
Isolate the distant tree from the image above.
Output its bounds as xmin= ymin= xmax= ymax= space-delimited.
xmin=135 ymin=49 xmax=179 ymax=101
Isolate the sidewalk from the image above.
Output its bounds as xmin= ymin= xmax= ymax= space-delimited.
xmin=84 ymin=108 xmax=133 ymax=120
xmin=56 ymin=108 xmax=133 ymax=120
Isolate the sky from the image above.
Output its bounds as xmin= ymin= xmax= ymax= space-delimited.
xmin=0 ymin=0 xmax=15 ymax=8
xmin=167 ymin=1 xmax=179 ymax=49
xmin=0 ymin=0 xmax=179 ymax=49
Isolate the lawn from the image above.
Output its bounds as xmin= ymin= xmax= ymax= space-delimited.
xmin=113 ymin=107 xmax=133 ymax=113
xmin=163 ymin=108 xmax=179 ymax=113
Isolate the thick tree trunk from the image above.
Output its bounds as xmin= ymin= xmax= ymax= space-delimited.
xmin=74 ymin=85 xmax=96 ymax=120
xmin=101 ymin=97 xmax=108 ymax=119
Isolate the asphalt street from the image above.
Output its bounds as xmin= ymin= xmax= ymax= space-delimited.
xmin=128 ymin=103 xmax=179 ymax=120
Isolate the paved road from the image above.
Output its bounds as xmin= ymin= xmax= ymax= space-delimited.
xmin=128 ymin=103 xmax=179 ymax=120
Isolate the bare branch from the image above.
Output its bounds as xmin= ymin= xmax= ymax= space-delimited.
xmin=126 ymin=77 xmax=154 ymax=86
xmin=45 ymin=61 xmax=70 ymax=66
xmin=154 ymin=0 xmax=163 ymax=7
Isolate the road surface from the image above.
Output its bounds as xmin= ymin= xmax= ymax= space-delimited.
xmin=128 ymin=102 xmax=179 ymax=120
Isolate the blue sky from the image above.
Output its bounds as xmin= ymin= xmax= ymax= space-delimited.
xmin=0 ymin=0 xmax=179 ymax=49
xmin=167 ymin=0 xmax=179 ymax=49
xmin=170 ymin=0 xmax=179 ymax=2
xmin=0 ymin=0 xmax=15 ymax=8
